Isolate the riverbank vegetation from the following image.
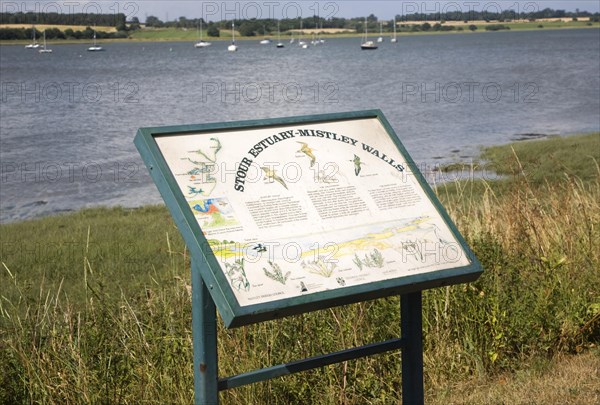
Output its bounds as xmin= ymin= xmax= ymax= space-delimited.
xmin=1 ymin=133 xmax=598 ymax=403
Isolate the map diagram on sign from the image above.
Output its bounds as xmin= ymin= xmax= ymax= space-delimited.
xmin=181 ymin=137 xmax=221 ymax=197
xmin=189 ymin=198 xmax=239 ymax=229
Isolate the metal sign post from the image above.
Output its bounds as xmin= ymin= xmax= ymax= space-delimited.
xmin=192 ymin=254 xmax=424 ymax=404
xmin=401 ymin=292 xmax=424 ymax=405
xmin=191 ymin=259 xmax=218 ymax=404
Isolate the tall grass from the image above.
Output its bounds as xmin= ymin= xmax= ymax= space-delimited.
xmin=430 ymin=171 xmax=599 ymax=381
xmin=1 ymin=135 xmax=599 ymax=403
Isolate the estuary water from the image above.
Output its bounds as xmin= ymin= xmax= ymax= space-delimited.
xmin=1 ymin=28 xmax=599 ymax=223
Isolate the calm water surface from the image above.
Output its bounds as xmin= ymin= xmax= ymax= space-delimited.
xmin=1 ymin=29 xmax=599 ymax=222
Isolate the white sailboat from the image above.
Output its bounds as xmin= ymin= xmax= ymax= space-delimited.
xmin=194 ymin=20 xmax=212 ymax=48
xmin=361 ymin=18 xmax=378 ymax=50
xmin=310 ymin=21 xmax=321 ymax=46
xmin=228 ymin=22 xmax=238 ymax=51
xmin=319 ymin=22 xmax=325 ymax=43
xmin=24 ymin=26 xmax=39 ymax=49
xmin=87 ymin=27 xmax=104 ymax=51
xmin=377 ymin=21 xmax=384 ymax=43
xmin=276 ymin=21 xmax=284 ymax=48
xmin=38 ymin=30 xmax=53 ymax=53
xmin=298 ymin=19 xmax=308 ymax=48
xmin=391 ymin=18 xmax=398 ymax=43
xmin=259 ymin=25 xmax=271 ymax=44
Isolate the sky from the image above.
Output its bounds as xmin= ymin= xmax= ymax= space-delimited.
xmin=6 ymin=1 xmax=600 ymax=22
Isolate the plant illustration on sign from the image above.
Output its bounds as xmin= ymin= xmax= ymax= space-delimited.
xmin=353 ymin=249 xmax=385 ymax=270
xmin=263 ymin=261 xmax=291 ymax=284
xmin=301 ymin=256 xmax=337 ymax=278
xmin=224 ymin=258 xmax=250 ymax=291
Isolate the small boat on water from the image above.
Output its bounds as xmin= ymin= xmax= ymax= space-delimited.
xmin=298 ymin=19 xmax=309 ymax=48
xmin=361 ymin=18 xmax=378 ymax=50
xmin=87 ymin=28 xmax=104 ymax=52
xmin=259 ymin=25 xmax=271 ymax=44
xmin=25 ymin=26 xmax=39 ymax=49
xmin=38 ymin=31 xmax=53 ymax=53
xmin=311 ymin=33 xmax=319 ymax=46
xmin=228 ymin=22 xmax=238 ymax=51
xmin=194 ymin=20 xmax=212 ymax=48
xmin=361 ymin=40 xmax=378 ymax=50
xmin=391 ymin=18 xmax=398 ymax=43
xmin=377 ymin=22 xmax=384 ymax=43
xmin=276 ymin=22 xmax=284 ymax=48
xmin=319 ymin=22 xmax=325 ymax=43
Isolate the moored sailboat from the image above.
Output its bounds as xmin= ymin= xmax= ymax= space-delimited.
xmin=228 ymin=22 xmax=238 ymax=51
xmin=276 ymin=21 xmax=285 ymax=48
xmin=87 ymin=27 xmax=104 ymax=52
xmin=194 ymin=20 xmax=212 ymax=48
xmin=361 ymin=18 xmax=378 ymax=50
xmin=259 ymin=25 xmax=271 ymax=44
xmin=298 ymin=19 xmax=308 ymax=48
xmin=24 ymin=26 xmax=39 ymax=49
xmin=38 ymin=30 xmax=53 ymax=53
xmin=391 ymin=18 xmax=398 ymax=43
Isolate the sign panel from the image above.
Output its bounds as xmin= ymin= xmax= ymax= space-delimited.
xmin=135 ymin=110 xmax=482 ymax=327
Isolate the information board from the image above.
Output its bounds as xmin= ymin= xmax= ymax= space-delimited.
xmin=135 ymin=110 xmax=482 ymax=327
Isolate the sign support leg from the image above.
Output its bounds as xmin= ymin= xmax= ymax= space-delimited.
xmin=192 ymin=259 xmax=219 ymax=405
xmin=401 ymin=291 xmax=424 ymax=405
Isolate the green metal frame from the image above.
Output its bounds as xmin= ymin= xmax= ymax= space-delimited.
xmin=135 ymin=110 xmax=483 ymax=404
xmin=134 ymin=109 xmax=483 ymax=328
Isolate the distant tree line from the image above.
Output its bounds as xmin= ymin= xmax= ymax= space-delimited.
xmin=0 ymin=26 xmax=130 ymax=40
xmin=0 ymin=12 xmax=126 ymax=27
xmin=141 ymin=8 xmax=598 ymax=36
xmin=396 ymin=7 xmax=598 ymax=22
xmin=143 ymin=15 xmax=449 ymax=36
xmin=0 ymin=12 xmax=144 ymax=40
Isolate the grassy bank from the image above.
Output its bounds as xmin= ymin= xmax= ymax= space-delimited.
xmin=1 ymin=134 xmax=599 ymax=403
xmin=1 ymin=20 xmax=598 ymax=45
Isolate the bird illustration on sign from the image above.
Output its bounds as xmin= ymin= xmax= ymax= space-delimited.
xmin=297 ymin=142 xmax=316 ymax=167
xmin=261 ymin=166 xmax=288 ymax=189
xmin=351 ymin=154 xmax=364 ymax=176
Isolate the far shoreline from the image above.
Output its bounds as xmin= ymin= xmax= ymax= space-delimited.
xmin=1 ymin=24 xmax=598 ymax=46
